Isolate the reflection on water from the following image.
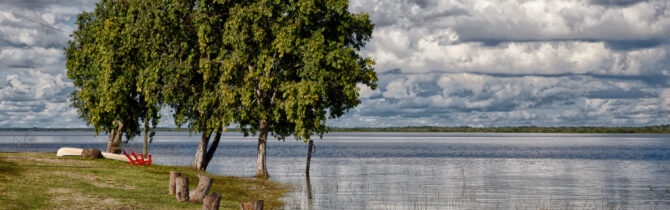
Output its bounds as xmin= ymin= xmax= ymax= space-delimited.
xmin=306 ymin=174 xmax=314 ymax=209
xmin=2 ymin=132 xmax=670 ymax=209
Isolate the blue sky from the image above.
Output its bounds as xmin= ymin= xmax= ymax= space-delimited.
xmin=1 ymin=0 xmax=669 ymax=128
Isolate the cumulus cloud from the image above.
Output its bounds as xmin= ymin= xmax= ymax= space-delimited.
xmin=0 ymin=9 xmax=73 ymax=48
xmin=0 ymin=0 xmax=96 ymax=128
xmin=0 ymin=47 xmax=63 ymax=69
xmin=0 ymin=71 xmax=80 ymax=127
xmin=0 ymin=71 xmax=72 ymax=103
xmin=365 ymin=25 xmax=670 ymax=76
xmin=1 ymin=0 xmax=669 ymax=128
xmin=323 ymin=0 xmax=670 ymax=127
xmin=332 ymin=72 xmax=670 ymax=127
xmin=590 ymin=0 xmax=650 ymax=7
xmin=351 ymin=0 xmax=670 ymax=42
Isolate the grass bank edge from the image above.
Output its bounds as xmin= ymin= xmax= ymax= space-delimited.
xmin=0 ymin=152 xmax=290 ymax=209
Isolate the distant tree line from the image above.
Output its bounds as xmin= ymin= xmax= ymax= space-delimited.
xmin=3 ymin=125 xmax=670 ymax=133
xmin=326 ymin=125 xmax=670 ymax=133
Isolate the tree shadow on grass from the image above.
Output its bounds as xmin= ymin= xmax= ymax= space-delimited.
xmin=18 ymin=164 xmax=95 ymax=169
xmin=0 ymin=156 xmax=22 ymax=180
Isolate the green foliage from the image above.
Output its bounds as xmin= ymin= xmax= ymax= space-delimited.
xmin=129 ymin=0 xmax=234 ymax=136
xmin=133 ymin=0 xmax=200 ymax=131
xmin=67 ymin=0 xmax=377 ymax=156
xmin=66 ymin=0 xmax=160 ymax=140
xmin=218 ymin=0 xmax=377 ymax=141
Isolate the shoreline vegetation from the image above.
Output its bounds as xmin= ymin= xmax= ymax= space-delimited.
xmin=0 ymin=152 xmax=288 ymax=209
xmin=1 ymin=125 xmax=669 ymax=134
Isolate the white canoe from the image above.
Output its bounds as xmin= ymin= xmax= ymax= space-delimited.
xmin=56 ymin=147 xmax=128 ymax=161
xmin=101 ymin=152 xmax=128 ymax=161
xmin=56 ymin=147 xmax=82 ymax=156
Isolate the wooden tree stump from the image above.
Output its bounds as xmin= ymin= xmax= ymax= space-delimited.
xmin=81 ymin=148 xmax=102 ymax=158
xmin=202 ymin=191 xmax=221 ymax=210
xmin=169 ymin=171 xmax=181 ymax=195
xmin=239 ymin=200 xmax=263 ymax=210
xmin=189 ymin=175 xmax=213 ymax=203
xmin=175 ymin=176 xmax=189 ymax=202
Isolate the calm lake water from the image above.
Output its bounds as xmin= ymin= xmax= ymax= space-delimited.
xmin=2 ymin=131 xmax=670 ymax=209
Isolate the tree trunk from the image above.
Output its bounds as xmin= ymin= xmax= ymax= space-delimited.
xmin=169 ymin=171 xmax=181 ymax=195
xmin=202 ymin=191 xmax=221 ymax=210
xmin=191 ymin=131 xmax=212 ymax=170
xmin=176 ymin=176 xmax=189 ymax=202
xmin=202 ymin=128 xmax=223 ymax=171
xmin=105 ymin=128 xmax=116 ymax=153
xmin=113 ymin=121 xmax=124 ymax=153
xmin=106 ymin=121 xmax=125 ymax=154
xmin=189 ymin=175 xmax=213 ymax=203
xmin=256 ymin=120 xmax=269 ymax=177
xmin=143 ymin=118 xmax=149 ymax=156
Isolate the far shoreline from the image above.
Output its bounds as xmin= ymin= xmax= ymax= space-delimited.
xmin=1 ymin=125 xmax=669 ymax=134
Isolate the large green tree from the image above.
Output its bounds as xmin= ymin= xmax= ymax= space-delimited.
xmin=66 ymin=0 xmax=159 ymax=154
xmin=134 ymin=0 xmax=236 ymax=171
xmin=220 ymin=0 xmax=377 ymax=177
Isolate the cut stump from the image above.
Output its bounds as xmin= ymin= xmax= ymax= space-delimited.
xmin=189 ymin=175 xmax=213 ymax=203
xmin=176 ymin=176 xmax=189 ymax=202
xmin=240 ymin=200 xmax=263 ymax=210
xmin=169 ymin=171 xmax=181 ymax=195
xmin=202 ymin=191 xmax=221 ymax=210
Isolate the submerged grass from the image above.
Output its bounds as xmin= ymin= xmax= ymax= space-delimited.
xmin=0 ymin=152 xmax=289 ymax=209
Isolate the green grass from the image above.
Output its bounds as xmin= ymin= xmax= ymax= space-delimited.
xmin=0 ymin=152 xmax=289 ymax=209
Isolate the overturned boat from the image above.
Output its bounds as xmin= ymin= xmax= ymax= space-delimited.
xmin=56 ymin=147 xmax=127 ymax=161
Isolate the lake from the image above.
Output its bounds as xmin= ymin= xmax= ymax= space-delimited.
xmin=1 ymin=131 xmax=669 ymax=209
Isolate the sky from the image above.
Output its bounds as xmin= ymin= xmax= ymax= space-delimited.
xmin=0 ymin=0 xmax=669 ymax=128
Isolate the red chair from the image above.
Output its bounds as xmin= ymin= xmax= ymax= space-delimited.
xmin=121 ymin=148 xmax=152 ymax=166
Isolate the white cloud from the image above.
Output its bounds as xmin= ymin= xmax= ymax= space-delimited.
xmin=367 ymin=34 xmax=670 ymax=75
xmin=0 ymin=47 xmax=63 ymax=69
xmin=352 ymin=0 xmax=670 ymax=41
xmin=331 ymin=72 xmax=670 ymax=127
xmin=356 ymin=83 xmax=381 ymax=99
xmin=662 ymin=89 xmax=670 ymax=109
xmin=0 ymin=70 xmax=72 ymax=101
xmin=0 ymin=0 xmax=669 ymax=128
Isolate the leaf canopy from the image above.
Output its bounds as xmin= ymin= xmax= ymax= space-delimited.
xmin=217 ymin=0 xmax=377 ymax=140
xmin=66 ymin=0 xmax=161 ymax=139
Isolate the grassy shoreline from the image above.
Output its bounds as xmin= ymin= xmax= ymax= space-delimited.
xmin=1 ymin=125 xmax=669 ymax=133
xmin=0 ymin=152 xmax=289 ymax=209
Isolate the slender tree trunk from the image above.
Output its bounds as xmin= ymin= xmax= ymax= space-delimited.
xmin=256 ymin=120 xmax=269 ymax=177
xmin=201 ymin=127 xmax=223 ymax=171
xmin=191 ymin=131 xmax=212 ymax=170
xmin=143 ymin=118 xmax=149 ymax=156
